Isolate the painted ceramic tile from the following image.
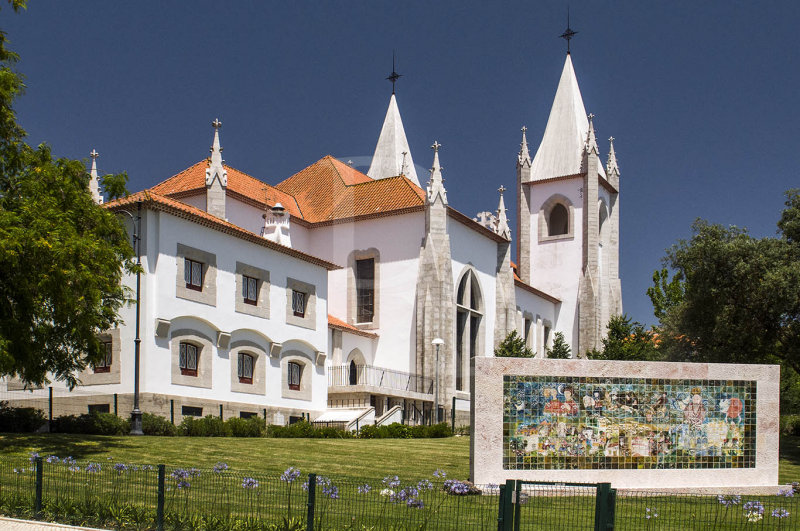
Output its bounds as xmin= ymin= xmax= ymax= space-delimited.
xmin=503 ymin=376 xmax=756 ymax=470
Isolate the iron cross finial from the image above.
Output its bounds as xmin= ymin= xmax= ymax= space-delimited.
xmin=587 ymin=113 xmax=595 ymax=122
xmin=498 ymin=185 xmax=507 ymax=195
xmin=431 ymin=141 xmax=441 ymax=153
xmin=212 ymin=118 xmax=222 ymax=129
xmin=386 ymin=51 xmax=402 ymax=94
xmin=90 ymin=149 xmax=99 ymax=160
xmin=559 ymin=7 xmax=578 ymax=54
xmin=521 ymin=126 xmax=527 ymax=134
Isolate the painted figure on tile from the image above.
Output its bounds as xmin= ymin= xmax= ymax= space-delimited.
xmin=719 ymin=395 xmax=743 ymax=421
xmin=560 ymin=386 xmax=579 ymax=415
xmin=683 ymin=387 xmax=706 ymax=428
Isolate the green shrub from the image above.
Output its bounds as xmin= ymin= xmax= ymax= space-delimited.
xmin=0 ymin=403 xmax=46 ymax=432
xmin=51 ymin=412 xmax=129 ymax=435
xmin=142 ymin=413 xmax=177 ymax=436
xmin=780 ymin=414 xmax=800 ymax=436
xmin=180 ymin=415 xmax=231 ymax=437
xmin=266 ymin=420 xmax=314 ymax=438
xmin=358 ymin=422 xmax=452 ymax=439
xmin=423 ymin=422 xmax=453 ymax=438
xmin=226 ymin=416 xmax=265 ymax=437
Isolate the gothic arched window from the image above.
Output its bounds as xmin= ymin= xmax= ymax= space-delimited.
xmin=549 ymin=204 xmax=569 ymax=236
xmin=455 ymin=270 xmax=483 ymax=391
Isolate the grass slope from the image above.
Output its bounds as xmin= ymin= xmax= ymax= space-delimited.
xmin=1 ymin=433 xmax=799 ymax=484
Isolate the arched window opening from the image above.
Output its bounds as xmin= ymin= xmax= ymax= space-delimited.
xmin=349 ymin=359 xmax=358 ymax=385
xmin=455 ymin=270 xmax=483 ymax=392
xmin=599 ymin=203 xmax=608 ymax=235
xmin=549 ymin=204 xmax=569 ymax=236
xmin=288 ymin=361 xmax=302 ymax=391
xmin=237 ymin=352 xmax=254 ymax=384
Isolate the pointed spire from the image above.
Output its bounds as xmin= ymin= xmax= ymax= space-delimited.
xmin=530 ymin=55 xmax=605 ymax=181
xmin=517 ymin=126 xmax=531 ymax=167
xmin=495 ymin=185 xmax=511 ymax=240
xmin=606 ymin=136 xmax=619 ymax=176
xmin=88 ymin=149 xmax=103 ymax=204
xmin=426 ymin=141 xmax=447 ymax=206
xmin=367 ymin=94 xmax=420 ymax=186
xmin=205 ymin=118 xmax=228 ymax=188
xmin=585 ymin=113 xmax=599 ymax=155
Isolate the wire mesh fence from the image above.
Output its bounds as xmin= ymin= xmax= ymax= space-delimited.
xmin=514 ymin=482 xmax=599 ymax=530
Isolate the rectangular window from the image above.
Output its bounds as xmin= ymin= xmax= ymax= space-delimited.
xmin=88 ymin=404 xmax=110 ymax=414
xmin=288 ymin=361 xmax=301 ymax=391
xmin=355 ymin=258 xmax=375 ymax=323
xmin=184 ymin=258 xmax=203 ymax=291
xmin=179 ymin=342 xmax=198 ymax=376
xmin=242 ymin=275 xmax=258 ymax=305
xmin=181 ymin=405 xmax=203 ymax=417
xmin=238 ymin=353 xmax=254 ymax=384
xmin=292 ymin=290 xmax=306 ymax=318
xmin=239 ymin=411 xmax=257 ymax=419
xmin=524 ymin=319 xmax=532 ymax=347
xmin=93 ymin=340 xmax=113 ymax=373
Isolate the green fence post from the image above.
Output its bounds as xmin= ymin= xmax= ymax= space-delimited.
xmin=48 ymin=387 xmax=53 ymax=432
xmin=608 ymin=488 xmax=617 ymax=530
xmin=34 ymin=456 xmax=43 ymax=517
xmin=497 ymin=484 xmax=507 ymax=531
xmin=170 ymin=400 xmax=174 ymax=425
xmin=157 ymin=464 xmax=165 ymax=531
xmin=513 ymin=480 xmax=522 ymax=531
xmin=504 ymin=480 xmax=515 ymax=531
xmin=306 ymin=473 xmax=316 ymax=531
xmin=451 ymin=396 xmax=456 ymax=434
xmin=594 ymin=482 xmax=613 ymax=531
xmin=114 ymin=393 xmax=118 ymax=415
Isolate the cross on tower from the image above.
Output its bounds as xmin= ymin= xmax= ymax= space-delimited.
xmin=608 ymin=136 xmax=615 ymax=143
xmin=498 ymin=185 xmax=506 ymax=195
xmin=90 ymin=149 xmax=99 ymax=160
xmin=386 ymin=51 xmax=402 ymax=94
xmin=212 ymin=118 xmax=222 ymax=129
xmin=560 ymin=7 xmax=578 ymax=53
xmin=431 ymin=141 xmax=441 ymax=152
xmin=587 ymin=113 xmax=595 ymax=122
xmin=521 ymin=126 xmax=527 ymax=134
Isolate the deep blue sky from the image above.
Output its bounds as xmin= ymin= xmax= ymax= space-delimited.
xmin=5 ymin=1 xmax=799 ymax=327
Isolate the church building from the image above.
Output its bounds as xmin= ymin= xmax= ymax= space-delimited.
xmin=2 ymin=52 xmax=622 ymax=427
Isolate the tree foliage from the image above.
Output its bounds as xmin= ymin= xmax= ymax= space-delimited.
xmin=648 ymin=191 xmax=800 ymax=376
xmin=587 ymin=315 xmax=661 ymax=362
xmin=0 ymin=6 xmax=138 ymax=387
xmin=546 ymin=331 xmax=571 ymax=359
xmin=494 ymin=330 xmax=533 ymax=358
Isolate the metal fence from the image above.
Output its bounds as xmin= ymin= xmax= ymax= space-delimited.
xmin=1 ymin=457 xmax=798 ymax=530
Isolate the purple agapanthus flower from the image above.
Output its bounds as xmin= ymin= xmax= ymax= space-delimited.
xmin=778 ymin=488 xmax=794 ymax=497
xmin=86 ymin=463 xmax=101 ymax=473
xmin=45 ymin=455 xmax=59 ymax=464
xmin=407 ymin=498 xmax=425 ymax=509
xmin=382 ymin=475 xmax=401 ymax=488
xmin=417 ymin=479 xmax=433 ymax=491
xmin=432 ymin=469 xmax=446 ymax=478
xmin=443 ymin=479 xmax=470 ymax=495
xmin=281 ymin=467 xmax=301 ymax=483
xmin=28 ymin=452 xmax=40 ymax=463
xmin=771 ymin=508 xmax=790 ymax=518
xmin=717 ymin=494 xmax=741 ymax=507
xmin=358 ymin=484 xmax=371 ymax=494
xmin=242 ymin=477 xmax=259 ymax=489
xmin=113 ymin=463 xmax=128 ymax=474
xmin=743 ymin=500 xmax=764 ymax=515
xmin=212 ymin=462 xmax=229 ymax=474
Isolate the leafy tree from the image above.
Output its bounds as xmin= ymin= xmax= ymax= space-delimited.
xmin=0 ymin=5 xmax=138 ymax=387
xmin=494 ymin=330 xmax=533 ymax=358
xmin=546 ymin=332 xmax=571 ymax=359
xmin=587 ymin=315 xmax=662 ymax=361
xmin=646 ymin=268 xmax=684 ymax=322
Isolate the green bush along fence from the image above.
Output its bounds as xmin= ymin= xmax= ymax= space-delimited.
xmin=1 ymin=456 xmax=798 ymax=530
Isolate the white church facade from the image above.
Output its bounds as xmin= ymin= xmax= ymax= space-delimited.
xmin=2 ymin=53 xmax=622 ymax=426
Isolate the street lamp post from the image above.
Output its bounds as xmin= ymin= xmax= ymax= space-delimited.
xmin=432 ymin=338 xmax=444 ymax=424
xmin=116 ymin=201 xmax=143 ymax=435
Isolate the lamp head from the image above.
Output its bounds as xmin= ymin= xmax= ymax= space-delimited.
xmin=432 ymin=338 xmax=445 ymax=346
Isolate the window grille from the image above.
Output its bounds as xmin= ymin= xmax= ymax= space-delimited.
xmin=94 ymin=340 xmax=113 ymax=373
xmin=243 ymin=275 xmax=258 ymax=304
xmin=238 ymin=352 xmax=254 ymax=384
xmin=288 ymin=361 xmax=301 ymax=390
xmin=355 ymin=258 xmax=374 ymax=323
xmin=179 ymin=342 xmax=198 ymax=376
xmin=292 ymin=290 xmax=306 ymax=318
xmin=184 ymin=258 xmax=203 ymax=290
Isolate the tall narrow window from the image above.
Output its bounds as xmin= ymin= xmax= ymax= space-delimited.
xmin=455 ymin=271 xmax=483 ymax=392
xmin=524 ymin=319 xmax=532 ymax=347
xmin=179 ymin=342 xmax=198 ymax=376
xmin=548 ymin=204 xmax=569 ymax=236
xmin=349 ymin=359 xmax=358 ymax=385
xmin=184 ymin=259 xmax=203 ymax=291
xmin=242 ymin=275 xmax=258 ymax=305
xmin=355 ymin=258 xmax=375 ymax=323
xmin=94 ymin=340 xmax=113 ymax=373
xmin=288 ymin=361 xmax=302 ymax=390
xmin=238 ymin=353 xmax=254 ymax=384
xmin=292 ymin=291 xmax=306 ymax=317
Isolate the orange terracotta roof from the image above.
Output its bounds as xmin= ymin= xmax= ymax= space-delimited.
xmin=276 ymin=156 xmax=424 ymax=223
xmin=328 ymin=315 xmax=378 ymax=338
xmin=105 ymin=191 xmax=340 ymax=270
xmin=150 ymin=161 xmax=303 ymax=218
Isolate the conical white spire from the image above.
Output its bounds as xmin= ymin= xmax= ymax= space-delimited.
xmin=367 ymin=94 xmax=420 ymax=186
xmin=606 ymin=136 xmax=619 ymax=176
xmin=517 ymin=126 xmax=531 ymax=167
xmin=530 ymin=54 xmax=605 ymax=180
xmin=495 ymin=185 xmax=511 ymax=240
xmin=88 ymin=149 xmax=103 ymax=204
xmin=426 ymin=141 xmax=447 ymax=206
xmin=205 ymin=118 xmax=227 ymax=188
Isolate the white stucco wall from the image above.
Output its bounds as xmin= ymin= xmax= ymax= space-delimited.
xmin=514 ymin=286 xmax=558 ymax=358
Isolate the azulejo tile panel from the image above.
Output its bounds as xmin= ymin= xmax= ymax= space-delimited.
xmin=503 ymin=376 xmax=756 ymax=470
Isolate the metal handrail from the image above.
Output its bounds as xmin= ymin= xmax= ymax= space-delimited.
xmin=328 ymin=364 xmax=433 ymax=394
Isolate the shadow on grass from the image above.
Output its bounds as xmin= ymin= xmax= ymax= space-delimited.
xmin=780 ymin=435 xmax=800 ymax=484
xmin=0 ymin=433 xmax=141 ymax=462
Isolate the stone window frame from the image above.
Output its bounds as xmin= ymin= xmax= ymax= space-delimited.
xmin=538 ymin=194 xmax=575 ymax=243
xmin=285 ymin=277 xmax=316 ymax=330
xmin=170 ymin=329 xmax=213 ymax=389
xmin=281 ymin=351 xmax=313 ymax=401
xmin=176 ymin=244 xmax=217 ymax=306
xmin=347 ymin=248 xmax=380 ymax=329
xmin=235 ymin=262 xmax=270 ymax=319
xmin=79 ymin=328 xmax=121 ymax=386
xmin=230 ymin=340 xmax=267 ymax=396
xmin=455 ymin=266 xmax=485 ymax=392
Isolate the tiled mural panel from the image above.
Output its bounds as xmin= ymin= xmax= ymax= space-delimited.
xmin=503 ymin=376 xmax=756 ymax=470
